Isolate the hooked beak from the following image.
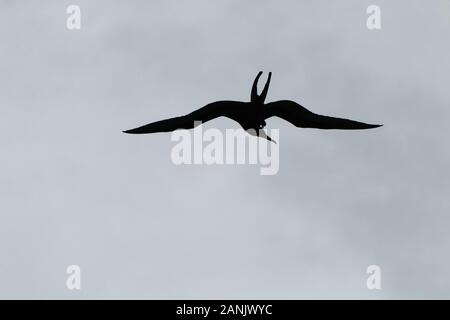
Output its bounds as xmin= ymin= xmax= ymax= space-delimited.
xmin=258 ymin=129 xmax=277 ymax=144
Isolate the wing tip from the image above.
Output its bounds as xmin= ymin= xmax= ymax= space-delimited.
xmin=123 ymin=129 xmax=139 ymax=134
xmin=355 ymin=123 xmax=382 ymax=129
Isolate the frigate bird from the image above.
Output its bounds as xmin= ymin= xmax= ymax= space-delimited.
xmin=123 ymin=72 xmax=382 ymax=142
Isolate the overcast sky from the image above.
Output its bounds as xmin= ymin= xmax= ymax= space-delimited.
xmin=1 ymin=0 xmax=450 ymax=299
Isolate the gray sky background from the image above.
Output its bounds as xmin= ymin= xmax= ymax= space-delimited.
xmin=1 ymin=0 xmax=450 ymax=299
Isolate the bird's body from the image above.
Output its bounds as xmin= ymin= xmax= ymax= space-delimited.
xmin=124 ymin=72 xmax=381 ymax=142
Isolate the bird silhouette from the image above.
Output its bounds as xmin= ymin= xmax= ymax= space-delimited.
xmin=123 ymin=72 xmax=382 ymax=143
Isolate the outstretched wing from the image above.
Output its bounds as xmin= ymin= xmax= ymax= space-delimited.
xmin=264 ymin=100 xmax=382 ymax=130
xmin=123 ymin=101 xmax=247 ymax=134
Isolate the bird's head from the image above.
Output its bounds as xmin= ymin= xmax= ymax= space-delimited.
xmin=258 ymin=119 xmax=267 ymax=129
xmin=247 ymin=127 xmax=276 ymax=144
